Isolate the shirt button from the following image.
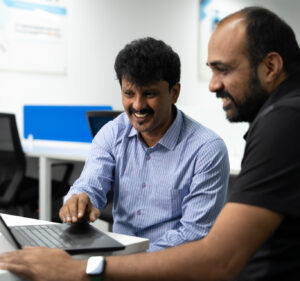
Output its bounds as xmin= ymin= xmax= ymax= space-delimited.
xmin=146 ymin=155 xmax=151 ymax=160
xmin=137 ymin=210 xmax=142 ymax=215
xmin=142 ymin=183 xmax=146 ymax=188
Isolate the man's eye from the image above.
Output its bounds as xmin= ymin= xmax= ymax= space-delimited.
xmin=217 ymin=67 xmax=229 ymax=74
xmin=144 ymin=91 xmax=156 ymax=97
xmin=124 ymin=91 xmax=134 ymax=97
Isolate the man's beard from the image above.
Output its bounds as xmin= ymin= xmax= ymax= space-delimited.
xmin=217 ymin=71 xmax=270 ymax=123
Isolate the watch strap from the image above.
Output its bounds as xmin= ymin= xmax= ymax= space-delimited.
xmin=89 ymin=276 xmax=102 ymax=281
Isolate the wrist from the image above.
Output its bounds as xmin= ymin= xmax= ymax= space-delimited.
xmin=86 ymin=256 xmax=106 ymax=281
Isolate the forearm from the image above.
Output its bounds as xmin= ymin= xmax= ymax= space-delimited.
xmin=103 ymin=203 xmax=283 ymax=281
xmin=65 ymin=137 xmax=115 ymax=208
xmin=104 ymin=239 xmax=228 ymax=281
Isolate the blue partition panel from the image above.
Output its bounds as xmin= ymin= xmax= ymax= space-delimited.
xmin=24 ymin=105 xmax=112 ymax=143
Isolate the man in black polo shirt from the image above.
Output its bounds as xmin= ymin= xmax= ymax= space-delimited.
xmin=0 ymin=6 xmax=299 ymax=281
xmin=207 ymin=7 xmax=300 ymax=279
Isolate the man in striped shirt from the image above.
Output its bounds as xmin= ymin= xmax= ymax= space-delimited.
xmin=59 ymin=37 xmax=229 ymax=251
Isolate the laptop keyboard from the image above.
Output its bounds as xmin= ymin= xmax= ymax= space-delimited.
xmin=11 ymin=224 xmax=74 ymax=248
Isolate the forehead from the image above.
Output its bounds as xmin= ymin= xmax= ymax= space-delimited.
xmin=121 ymin=77 xmax=168 ymax=91
xmin=207 ymin=17 xmax=248 ymax=66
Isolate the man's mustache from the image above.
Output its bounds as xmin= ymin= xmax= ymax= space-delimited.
xmin=129 ymin=107 xmax=154 ymax=115
xmin=216 ymin=90 xmax=234 ymax=100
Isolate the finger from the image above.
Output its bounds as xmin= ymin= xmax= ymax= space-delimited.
xmin=59 ymin=204 xmax=69 ymax=223
xmin=89 ymin=209 xmax=100 ymax=222
xmin=60 ymin=196 xmax=79 ymax=223
xmin=68 ymin=194 xmax=84 ymax=223
xmin=77 ymin=193 xmax=90 ymax=220
xmin=0 ymin=250 xmax=23 ymax=263
xmin=63 ymin=204 xmax=73 ymax=223
xmin=87 ymin=202 xmax=100 ymax=222
xmin=0 ymin=262 xmax=32 ymax=280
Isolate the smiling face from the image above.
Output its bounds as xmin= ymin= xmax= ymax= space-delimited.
xmin=207 ymin=16 xmax=269 ymax=122
xmin=121 ymin=77 xmax=180 ymax=147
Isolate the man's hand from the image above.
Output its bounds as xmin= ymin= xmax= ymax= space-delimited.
xmin=59 ymin=192 xmax=100 ymax=223
xmin=0 ymin=247 xmax=89 ymax=281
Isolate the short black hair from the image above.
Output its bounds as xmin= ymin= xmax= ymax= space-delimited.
xmin=114 ymin=37 xmax=181 ymax=90
xmin=220 ymin=6 xmax=300 ymax=74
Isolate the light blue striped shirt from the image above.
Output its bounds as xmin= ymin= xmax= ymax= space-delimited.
xmin=65 ymin=108 xmax=229 ymax=251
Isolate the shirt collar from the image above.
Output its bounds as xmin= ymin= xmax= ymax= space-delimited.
xmin=258 ymin=72 xmax=300 ymax=113
xmin=158 ymin=106 xmax=182 ymax=150
xmin=128 ymin=106 xmax=183 ymax=150
xmin=243 ymin=72 xmax=300 ymax=140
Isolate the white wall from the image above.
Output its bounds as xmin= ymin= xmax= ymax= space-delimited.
xmin=1 ymin=0 xmax=300 ymax=169
xmin=0 ymin=0 xmax=200 ymax=127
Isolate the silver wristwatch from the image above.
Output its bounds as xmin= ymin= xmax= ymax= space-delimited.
xmin=86 ymin=256 xmax=106 ymax=281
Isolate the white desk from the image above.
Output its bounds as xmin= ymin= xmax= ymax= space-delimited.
xmin=22 ymin=140 xmax=91 ymax=221
xmin=0 ymin=213 xmax=149 ymax=281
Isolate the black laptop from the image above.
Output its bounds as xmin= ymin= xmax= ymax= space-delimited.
xmin=0 ymin=215 xmax=125 ymax=254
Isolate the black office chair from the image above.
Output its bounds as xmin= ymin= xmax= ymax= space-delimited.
xmin=85 ymin=110 xmax=122 ymax=228
xmin=0 ymin=113 xmax=74 ymax=221
xmin=86 ymin=110 xmax=123 ymax=138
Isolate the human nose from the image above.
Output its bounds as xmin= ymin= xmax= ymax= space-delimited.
xmin=133 ymin=94 xmax=146 ymax=111
xmin=209 ymin=73 xmax=223 ymax=93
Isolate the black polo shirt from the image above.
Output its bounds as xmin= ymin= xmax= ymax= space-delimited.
xmin=229 ymin=74 xmax=300 ymax=280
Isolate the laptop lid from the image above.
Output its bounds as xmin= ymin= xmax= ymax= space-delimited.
xmin=0 ymin=215 xmax=125 ymax=254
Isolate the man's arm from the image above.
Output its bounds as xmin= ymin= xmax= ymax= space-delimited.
xmin=62 ymin=124 xmax=116 ymax=222
xmin=104 ymin=203 xmax=282 ymax=281
xmin=151 ymin=139 xmax=229 ymax=251
xmin=0 ymin=203 xmax=283 ymax=281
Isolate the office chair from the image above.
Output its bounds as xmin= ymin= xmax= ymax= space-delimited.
xmin=0 ymin=113 xmax=74 ymax=221
xmin=85 ymin=110 xmax=122 ymax=228
xmin=86 ymin=110 xmax=123 ymax=138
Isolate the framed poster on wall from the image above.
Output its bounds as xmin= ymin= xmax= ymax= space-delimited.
xmin=0 ymin=0 xmax=67 ymax=74
xmin=198 ymin=0 xmax=253 ymax=80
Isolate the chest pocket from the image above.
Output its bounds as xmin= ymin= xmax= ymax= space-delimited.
xmin=116 ymin=177 xmax=186 ymax=229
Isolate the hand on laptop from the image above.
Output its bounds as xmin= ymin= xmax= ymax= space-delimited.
xmin=0 ymin=247 xmax=89 ymax=281
xmin=59 ymin=192 xmax=100 ymax=224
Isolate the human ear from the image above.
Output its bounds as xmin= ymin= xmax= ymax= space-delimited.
xmin=171 ymin=83 xmax=181 ymax=103
xmin=261 ymin=52 xmax=284 ymax=83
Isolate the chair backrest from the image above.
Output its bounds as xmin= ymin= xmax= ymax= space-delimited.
xmin=86 ymin=110 xmax=123 ymax=137
xmin=0 ymin=113 xmax=26 ymax=207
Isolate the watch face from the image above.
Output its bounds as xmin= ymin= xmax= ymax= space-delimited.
xmin=86 ymin=256 xmax=105 ymax=275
